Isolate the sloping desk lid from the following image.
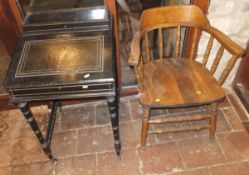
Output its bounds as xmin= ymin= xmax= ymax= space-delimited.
xmin=4 ymin=30 xmax=114 ymax=89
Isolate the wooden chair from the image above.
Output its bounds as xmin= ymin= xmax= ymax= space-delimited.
xmin=128 ymin=5 xmax=245 ymax=146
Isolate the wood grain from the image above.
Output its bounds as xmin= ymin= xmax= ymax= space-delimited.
xmin=139 ymin=59 xmax=225 ymax=107
xmin=0 ymin=0 xmax=22 ymax=55
xmin=202 ymin=35 xmax=214 ymax=66
xmin=128 ymin=5 xmax=245 ymax=146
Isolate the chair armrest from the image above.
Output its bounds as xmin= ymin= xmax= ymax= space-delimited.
xmin=128 ymin=32 xmax=141 ymax=66
xmin=204 ymin=26 xmax=245 ymax=57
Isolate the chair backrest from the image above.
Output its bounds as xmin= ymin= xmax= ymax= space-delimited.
xmin=140 ymin=5 xmax=210 ymax=33
xmin=136 ymin=5 xmax=244 ymax=85
xmin=139 ymin=5 xmax=210 ymax=63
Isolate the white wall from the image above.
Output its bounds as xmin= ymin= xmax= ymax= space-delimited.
xmin=196 ymin=0 xmax=249 ymax=87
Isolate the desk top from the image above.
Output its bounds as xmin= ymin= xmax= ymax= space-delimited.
xmin=5 ymin=29 xmax=114 ymax=87
xmin=4 ymin=29 xmax=115 ymax=102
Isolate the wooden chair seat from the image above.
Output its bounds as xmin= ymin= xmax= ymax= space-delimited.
xmin=139 ymin=59 xmax=225 ymax=108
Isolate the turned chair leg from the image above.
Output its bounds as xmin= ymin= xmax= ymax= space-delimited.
xmin=208 ymin=103 xmax=218 ymax=139
xmin=141 ymin=107 xmax=150 ymax=146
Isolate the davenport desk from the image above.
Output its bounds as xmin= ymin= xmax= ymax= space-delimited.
xmin=4 ymin=6 xmax=121 ymax=160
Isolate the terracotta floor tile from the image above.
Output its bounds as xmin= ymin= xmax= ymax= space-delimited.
xmin=219 ymin=97 xmax=231 ymax=108
xmin=151 ymin=108 xmax=168 ymax=117
xmin=139 ymin=142 xmax=184 ymax=174
xmin=119 ymin=100 xmax=132 ymax=123
xmin=20 ymin=106 xmax=51 ymax=137
xmin=177 ymin=136 xmax=226 ymax=169
xmin=77 ymin=126 xmax=113 ymax=154
xmin=209 ymin=161 xmax=249 ymax=175
xmin=54 ymin=112 xmax=62 ymax=133
xmin=51 ymin=130 xmax=77 ymax=158
xmin=96 ymin=148 xmax=140 ymax=175
xmin=222 ymin=108 xmax=244 ymax=131
xmin=195 ymin=110 xmax=231 ymax=137
xmin=243 ymin=121 xmax=249 ymax=133
xmin=38 ymin=161 xmax=55 ymax=175
xmin=1 ymin=92 xmax=247 ymax=175
xmin=33 ymin=105 xmax=61 ymax=134
xmin=0 ymin=139 xmax=15 ymax=167
xmin=31 ymin=106 xmax=50 ymax=133
xmin=151 ymin=110 xmax=228 ymax=142
xmin=95 ymin=101 xmax=111 ymax=125
xmin=7 ymin=106 xmax=61 ymax=140
xmin=227 ymin=93 xmax=249 ymax=122
xmin=95 ymin=100 xmax=131 ymax=125
xmin=0 ymin=110 xmax=25 ymax=141
xmin=56 ymin=157 xmax=74 ymax=175
xmin=129 ymin=99 xmax=143 ymax=120
xmin=73 ymin=154 xmax=96 ymax=175
xmin=215 ymin=109 xmax=232 ymax=133
xmin=0 ymin=166 xmax=12 ymax=175
xmin=56 ymin=154 xmax=96 ymax=175
xmin=12 ymin=163 xmax=40 ymax=175
xmin=168 ymin=168 xmax=210 ymax=175
xmin=12 ymin=161 xmax=54 ymax=175
xmin=133 ymin=119 xmax=157 ymax=145
xmin=11 ymin=136 xmax=48 ymax=165
xmin=61 ymin=104 xmax=95 ymax=131
xmin=154 ymin=116 xmax=196 ymax=143
xmin=120 ymin=121 xmax=140 ymax=148
xmin=217 ymin=131 xmax=249 ymax=162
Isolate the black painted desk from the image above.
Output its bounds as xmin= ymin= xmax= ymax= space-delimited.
xmin=4 ymin=6 xmax=121 ymax=160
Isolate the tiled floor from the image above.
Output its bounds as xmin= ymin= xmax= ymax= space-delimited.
xmin=0 ymin=90 xmax=249 ymax=175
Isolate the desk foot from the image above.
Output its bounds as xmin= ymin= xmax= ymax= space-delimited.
xmin=107 ymin=96 xmax=121 ymax=159
xmin=116 ymin=155 xmax=121 ymax=161
xmin=114 ymin=142 xmax=121 ymax=160
xmin=51 ymin=157 xmax=58 ymax=162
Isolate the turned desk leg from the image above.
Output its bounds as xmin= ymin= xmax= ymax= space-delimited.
xmin=107 ymin=96 xmax=121 ymax=158
xmin=18 ymin=102 xmax=54 ymax=160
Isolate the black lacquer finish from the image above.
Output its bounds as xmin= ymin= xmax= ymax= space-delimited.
xmin=29 ymin=0 xmax=104 ymax=11
xmin=107 ymin=96 xmax=121 ymax=158
xmin=23 ymin=6 xmax=109 ymax=31
xmin=4 ymin=6 xmax=121 ymax=160
xmin=5 ymin=31 xmax=115 ymax=99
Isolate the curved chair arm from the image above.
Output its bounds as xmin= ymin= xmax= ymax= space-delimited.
xmin=203 ymin=26 xmax=245 ymax=57
xmin=128 ymin=32 xmax=142 ymax=66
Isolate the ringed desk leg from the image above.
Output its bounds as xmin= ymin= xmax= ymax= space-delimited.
xmin=18 ymin=98 xmax=121 ymax=160
xmin=107 ymin=95 xmax=121 ymax=158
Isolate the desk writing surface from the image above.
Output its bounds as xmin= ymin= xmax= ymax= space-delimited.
xmin=4 ymin=30 xmax=114 ymax=89
xmin=16 ymin=36 xmax=104 ymax=77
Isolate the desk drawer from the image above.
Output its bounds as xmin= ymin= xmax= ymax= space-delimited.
xmin=10 ymin=83 xmax=114 ymax=97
